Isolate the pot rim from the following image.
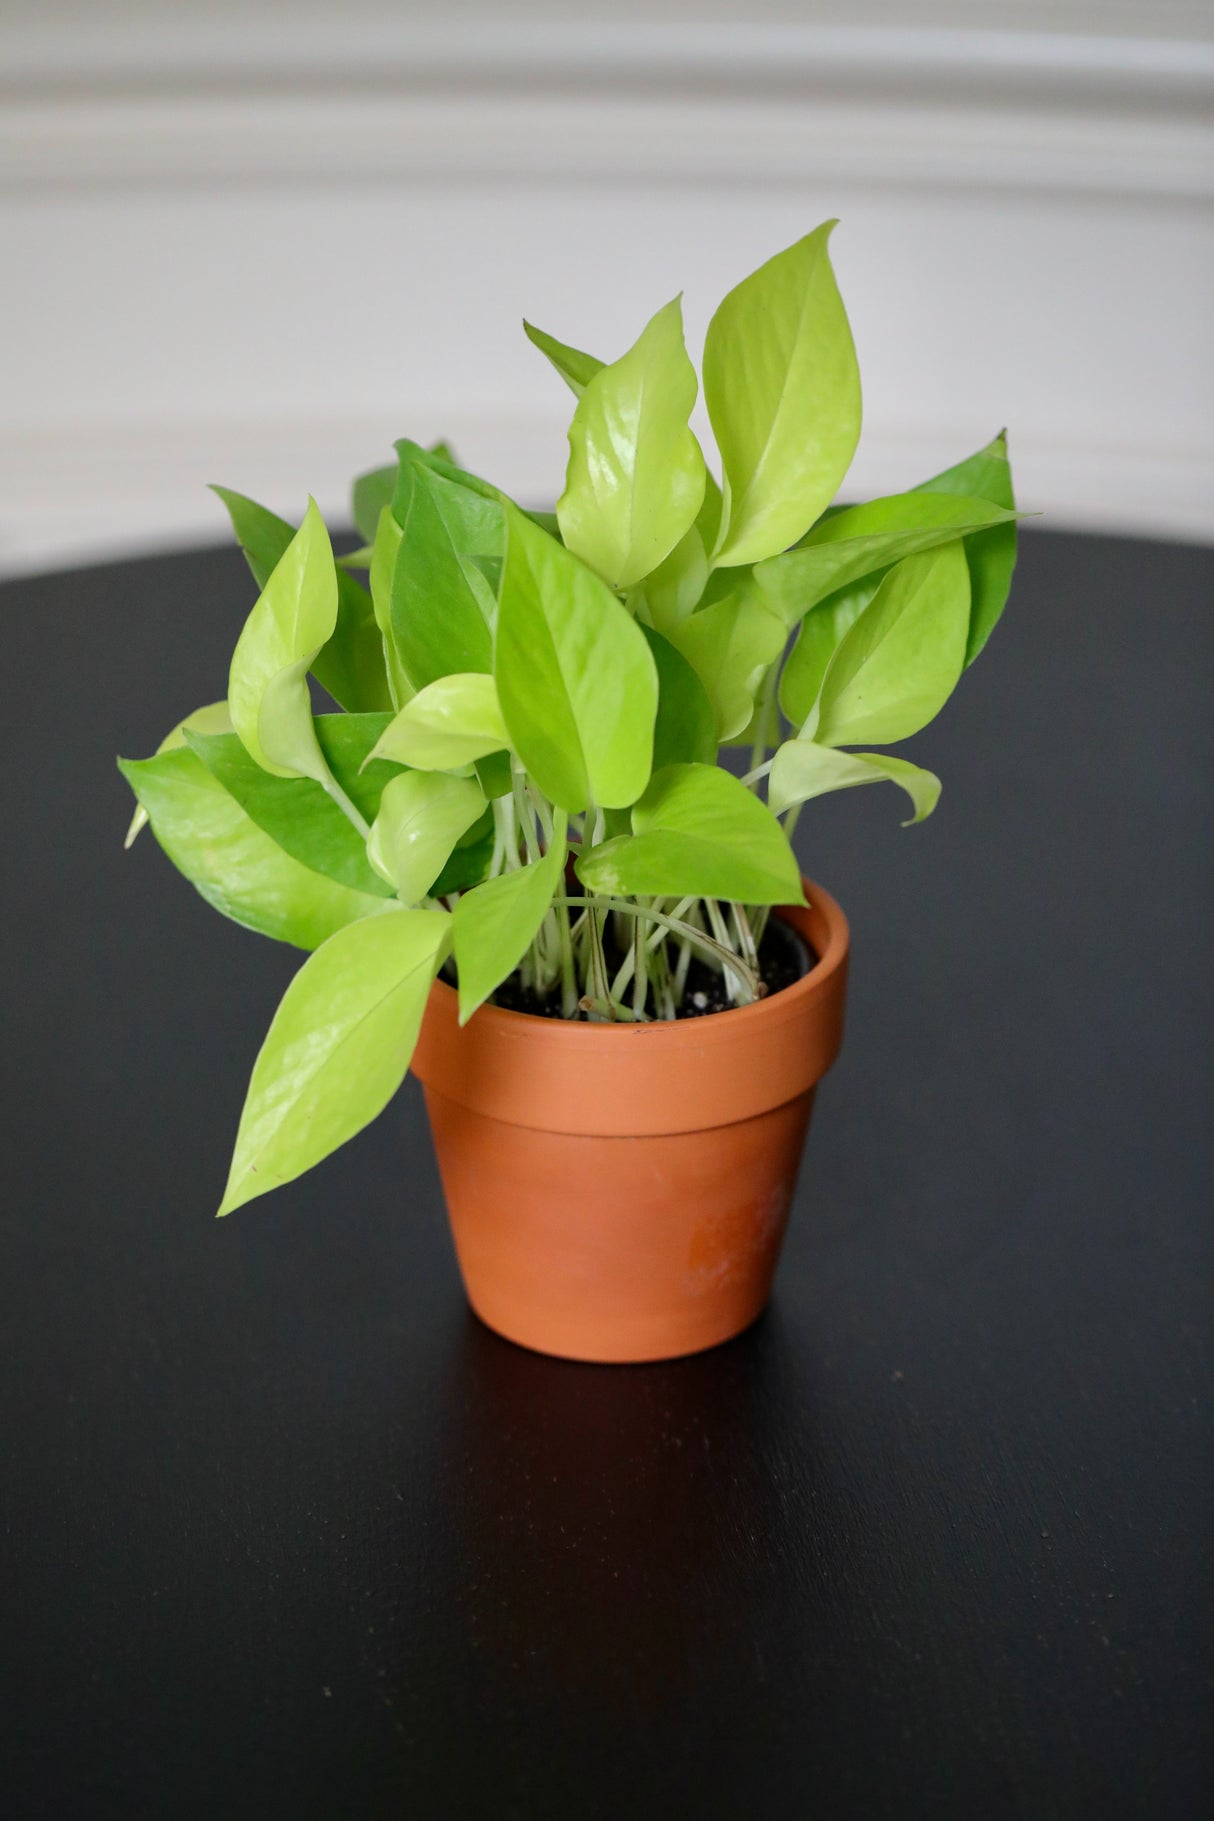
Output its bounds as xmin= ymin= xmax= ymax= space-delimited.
xmin=426 ymin=874 xmax=849 ymax=1050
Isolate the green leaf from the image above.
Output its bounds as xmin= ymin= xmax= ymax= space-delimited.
xmin=914 ymin=431 xmax=1018 ymax=663
xmin=557 ymin=296 xmax=705 ymax=589
xmin=704 ymin=222 xmax=861 ymax=567
xmin=352 ymin=464 xmax=396 ymax=543
xmin=431 ymin=806 xmax=495 ymax=894
xmin=391 ymin=441 xmax=505 ymax=559
xmin=227 ymin=499 xmax=338 ymax=782
xmin=523 ymin=320 xmax=604 ymax=397
xmin=754 ymin=489 xmax=1016 ymax=628
xmin=665 ymin=589 xmax=787 ymax=741
xmin=813 ymin=543 xmax=970 ymax=747
xmin=366 ymin=673 xmax=510 ymax=772
xmin=640 ymin=625 xmax=718 ymax=771
xmin=472 ymin=749 xmax=514 ymax=800
xmin=213 ymin=486 xmax=391 ymax=714
xmin=186 ymin=713 xmax=398 ymax=898
xmin=118 ymin=747 xmax=386 ymax=950
xmin=366 ymin=771 xmax=486 ymax=904
xmin=494 ymin=506 xmax=658 ymax=812
xmin=218 ymin=907 xmax=452 ymax=1215
xmin=779 ymin=572 xmax=883 ymax=728
xmin=452 ymin=811 xmax=568 ymax=1022
xmin=577 ymin=763 xmax=803 ymax=906
xmin=637 ymin=524 xmax=708 ymax=632
xmin=769 ymin=740 xmax=941 ymax=824
xmin=389 ymin=463 xmax=500 ymax=690
xmin=369 ymin=506 xmax=413 ymax=709
xmin=125 ymin=699 xmax=231 ymax=847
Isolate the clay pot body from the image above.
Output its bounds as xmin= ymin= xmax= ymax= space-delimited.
xmin=411 ymin=880 xmax=849 ymax=1363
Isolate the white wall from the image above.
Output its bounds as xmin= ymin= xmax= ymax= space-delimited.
xmin=2 ymin=1 xmax=1211 ymax=574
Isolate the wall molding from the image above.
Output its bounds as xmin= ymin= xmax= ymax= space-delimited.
xmin=3 ymin=23 xmax=1213 ymax=200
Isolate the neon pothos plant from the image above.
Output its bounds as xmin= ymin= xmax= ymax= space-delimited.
xmin=121 ymin=222 xmax=1018 ymax=1215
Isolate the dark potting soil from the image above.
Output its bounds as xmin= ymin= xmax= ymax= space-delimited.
xmin=488 ymin=915 xmax=814 ymax=1022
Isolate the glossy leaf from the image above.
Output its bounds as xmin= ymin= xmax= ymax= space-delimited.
xmin=495 ymin=506 xmax=657 ymax=812
xmin=228 ymin=499 xmax=339 ymax=781
xmin=125 ymin=699 xmax=231 ymax=847
xmin=369 ymin=506 xmax=413 ymax=709
xmin=367 ymin=674 xmax=509 ymax=772
xmin=389 ymin=463 xmax=499 ymax=689
xmin=431 ymin=806 xmax=495 ymax=895
xmin=218 ymin=908 xmax=452 ymax=1215
xmin=577 ymin=763 xmax=803 ymax=906
xmin=639 ymin=525 xmax=708 ymax=633
xmin=640 ymin=625 xmax=718 ymax=771
xmin=523 ymin=320 xmax=604 ymax=397
xmin=666 ymin=590 xmax=787 ymax=741
xmin=213 ymin=486 xmax=391 ymax=713
xmin=914 ymin=432 xmax=1018 ymax=663
xmin=779 ymin=572 xmax=883 ymax=728
xmin=557 ymin=296 xmax=705 ymax=589
xmin=391 ymin=441 xmax=505 ymax=562
xmin=704 ymin=223 xmax=861 ymax=567
xmin=118 ymin=748 xmax=385 ymax=949
xmin=452 ymin=812 xmax=568 ymax=1022
xmin=769 ymin=740 xmax=941 ymax=824
xmin=187 ymin=714 xmax=399 ymax=897
xmin=813 ymin=543 xmax=970 ymax=747
xmin=755 ymin=490 xmax=1015 ymax=628
xmin=367 ymin=772 xmax=486 ymax=904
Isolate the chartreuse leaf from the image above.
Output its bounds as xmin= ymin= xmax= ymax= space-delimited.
xmin=391 ymin=441 xmax=505 ymax=561
xmin=754 ymin=490 xmax=1015 ymax=628
xmin=213 ymin=487 xmax=391 ymax=714
xmin=118 ymin=748 xmax=386 ymax=949
xmin=578 ymin=764 xmax=803 ymax=906
xmin=186 ymin=714 xmax=398 ymax=898
xmin=367 ymin=772 xmax=486 ymax=904
xmin=666 ymin=590 xmax=787 ymax=741
xmin=217 ymin=908 xmax=452 ymax=1215
xmin=367 ymin=674 xmax=509 ymax=772
xmin=557 ymin=296 xmax=705 ymax=590
xmin=813 ymin=543 xmax=970 ymax=748
xmin=431 ymin=806 xmax=495 ymax=895
xmin=125 ymin=700 xmax=231 ymax=847
xmin=389 ymin=464 xmax=499 ymax=689
xmin=495 ymin=506 xmax=657 ymax=812
xmin=640 ymin=625 xmax=718 ymax=770
xmin=638 ymin=525 xmax=708 ymax=633
xmin=914 ymin=432 xmax=1017 ymax=663
xmin=369 ymin=506 xmax=412 ymax=709
xmin=523 ymin=321 xmax=604 ymax=398
xmin=452 ymin=812 xmax=568 ymax=1023
xmin=228 ymin=500 xmax=339 ymax=782
xmin=704 ymin=223 xmax=861 ymax=568
xmin=779 ymin=572 xmax=883 ymax=728
xmin=769 ymin=741 xmax=941 ymax=825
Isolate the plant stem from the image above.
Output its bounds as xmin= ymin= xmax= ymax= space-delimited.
xmin=323 ymin=776 xmax=371 ymax=840
xmin=553 ymin=896 xmax=762 ymax=998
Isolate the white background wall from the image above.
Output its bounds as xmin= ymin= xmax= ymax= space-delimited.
xmin=2 ymin=0 xmax=1211 ymax=574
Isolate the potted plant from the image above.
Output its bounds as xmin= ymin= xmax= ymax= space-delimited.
xmin=120 ymin=221 xmax=1018 ymax=1363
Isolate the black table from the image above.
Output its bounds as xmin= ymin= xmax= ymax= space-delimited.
xmin=2 ymin=529 xmax=1211 ymax=1819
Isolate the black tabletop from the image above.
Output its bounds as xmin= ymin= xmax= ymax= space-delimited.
xmin=2 ymin=527 xmax=1211 ymax=1820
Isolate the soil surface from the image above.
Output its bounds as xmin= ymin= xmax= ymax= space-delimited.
xmin=489 ymin=915 xmax=813 ymax=1021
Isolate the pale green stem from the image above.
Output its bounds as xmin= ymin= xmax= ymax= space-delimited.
xmin=706 ymin=897 xmax=751 ymax=1003
xmin=554 ymin=896 xmax=762 ymax=998
xmin=323 ymin=776 xmax=371 ymax=841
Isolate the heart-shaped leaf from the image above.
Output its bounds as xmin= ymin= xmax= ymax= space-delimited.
xmin=367 ymin=673 xmax=510 ymax=772
xmin=769 ymin=740 xmax=941 ymax=824
xmin=913 ymin=431 xmax=1017 ymax=663
xmin=779 ymin=572 xmax=883 ymax=729
xmin=218 ymin=908 xmax=452 ymax=1215
xmin=558 ymin=296 xmax=705 ymax=589
xmin=813 ymin=543 xmax=970 ymax=748
xmin=666 ymin=590 xmax=787 ymax=741
xmin=452 ymin=812 xmax=568 ymax=1022
xmin=389 ymin=463 xmax=500 ymax=689
xmin=118 ymin=748 xmax=386 ymax=949
xmin=213 ymin=486 xmax=391 ymax=714
xmin=495 ymin=507 xmax=657 ymax=812
xmin=704 ymin=223 xmax=861 ymax=567
xmin=367 ymin=772 xmax=486 ymax=904
xmin=125 ymin=699 xmax=232 ymax=847
xmin=577 ymin=763 xmax=803 ymax=906
xmin=641 ymin=624 xmax=719 ymax=771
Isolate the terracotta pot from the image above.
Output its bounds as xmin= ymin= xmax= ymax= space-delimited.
xmin=412 ymin=878 xmax=849 ymax=1364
